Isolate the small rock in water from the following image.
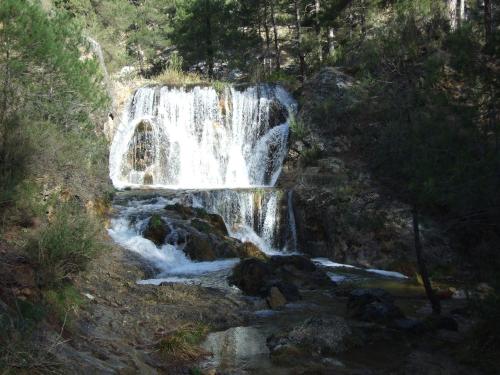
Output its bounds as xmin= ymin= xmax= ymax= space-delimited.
xmin=143 ymin=214 xmax=170 ymax=245
xmin=267 ymin=286 xmax=287 ymax=309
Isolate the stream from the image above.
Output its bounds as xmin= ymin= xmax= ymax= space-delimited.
xmin=107 ymin=83 xmax=413 ymax=373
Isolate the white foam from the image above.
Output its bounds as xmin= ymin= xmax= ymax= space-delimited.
xmin=313 ymin=258 xmax=408 ymax=279
xmin=366 ymin=269 xmax=408 ymax=279
xmin=312 ymin=258 xmax=357 ymax=269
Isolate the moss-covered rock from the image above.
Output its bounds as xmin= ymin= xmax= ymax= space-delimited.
xmin=143 ymin=214 xmax=170 ymax=246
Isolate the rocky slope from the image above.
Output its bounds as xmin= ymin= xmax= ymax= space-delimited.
xmin=278 ymin=67 xmax=454 ymax=274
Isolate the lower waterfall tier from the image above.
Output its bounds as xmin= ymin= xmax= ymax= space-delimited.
xmin=109 ymin=188 xmax=297 ymax=275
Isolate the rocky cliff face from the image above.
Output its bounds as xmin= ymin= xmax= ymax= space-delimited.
xmin=278 ymin=68 xmax=453 ymax=273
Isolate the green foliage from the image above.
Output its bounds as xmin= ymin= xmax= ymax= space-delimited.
xmin=170 ymin=0 xmax=259 ymax=76
xmin=43 ymin=284 xmax=84 ymax=326
xmin=335 ymin=0 xmax=500 ymax=265
xmin=0 ymin=0 xmax=109 ymax=208
xmin=26 ymin=203 xmax=104 ymax=288
xmin=0 ymin=0 xmax=108 ymax=126
xmin=289 ymin=114 xmax=308 ymax=141
xmin=300 ymin=145 xmax=322 ymax=167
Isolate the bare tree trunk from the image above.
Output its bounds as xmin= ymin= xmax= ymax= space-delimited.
xmin=457 ymin=0 xmax=465 ymax=26
xmin=294 ymin=0 xmax=306 ymax=82
xmin=263 ymin=1 xmax=271 ymax=73
xmin=270 ymin=0 xmax=280 ymax=71
xmin=205 ymin=0 xmax=214 ymax=78
xmin=484 ymin=0 xmax=493 ymax=49
xmin=263 ymin=1 xmax=271 ymax=52
xmin=314 ymin=0 xmax=322 ymax=63
xmin=327 ymin=27 xmax=335 ymax=56
xmin=412 ymin=204 xmax=442 ymax=315
xmin=447 ymin=0 xmax=458 ymax=30
xmin=360 ymin=0 xmax=366 ymax=37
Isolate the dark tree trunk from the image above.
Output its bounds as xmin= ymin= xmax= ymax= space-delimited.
xmin=270 ymin=0 xmax=280 ymax=71
xmin=263 ymin=1 xmax=271 ymax=73
xmin=205 ymin=0 xmax=214 ymax=78
xmin=412 ymin=204 xmax=441 ymax=315
xmin=484 ymin=0 xmax=493 ymax=50
xmin=360 ymin=0 xmax=366 ymax=37
xmin=294 ymin=0 xmax=306 ymax=82
xmin=264 ymin=1 xmax=271 ymax=52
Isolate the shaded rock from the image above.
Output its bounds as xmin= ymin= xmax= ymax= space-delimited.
xmin=404 ymin=350 xmax=480 ymax=375
xmin=229 ymin=256 xmax=333 ymax=300
xmin=228 ymin=258 xmax=273 ymax=296
xmin=268 ymin=100 xmax=288 ymax=128
xmin=423 ymin=315 xmax=458 ymax=332
xmin=165 ymin=203 xmax=228 ymax=237
xmin=198 ymin=212 xmax=228 ymax=237
xmin=164 ymin=203 xmax=195 ymax=219
xmin=184 ymin=234 xmax=217 ymax=261
xmin=184 ymin=232 xmax=241 ymax=261
xmin=392 ymin=318 xmax=425 ymax=333
xmin=143 ymin=214 xmax=170 ymax=246
xmin=269 ymin=255 xmax=334 ymax=289
xmin=267 ymin=287 xmax=287 ymax=309
xmin=267 ymin=317 xmax=353 ymax=364
xmin=347 ymin=288 xmax=404 ymax=323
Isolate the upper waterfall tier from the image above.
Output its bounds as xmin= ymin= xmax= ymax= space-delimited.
xmin=109 ymin=84 xmax=296 ymax=189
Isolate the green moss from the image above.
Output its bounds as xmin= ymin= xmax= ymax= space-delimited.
xmin=191 ymin=219 xmax=212 ymax=234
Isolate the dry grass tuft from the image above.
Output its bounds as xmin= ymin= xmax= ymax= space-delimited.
xmin=155 ymin=323 xmax=210 ymax=363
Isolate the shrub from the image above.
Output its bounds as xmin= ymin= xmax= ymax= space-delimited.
xmin=26 ymin=203 xmax=104 ymax=288
xmin=300 ymin=146 xmax=323 ymax=167
xmin=289 ymin=114 xmax=308 ymax=141
xmin=43 ymin=284 xmax=83 ymax=327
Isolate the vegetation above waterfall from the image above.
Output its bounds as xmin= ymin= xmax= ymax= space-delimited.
xmin=0 ymin=0 xmax=499 ymax=373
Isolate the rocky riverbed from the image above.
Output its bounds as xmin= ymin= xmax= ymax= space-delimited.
xmin=40 ymin=196 xmax=479 ymax=374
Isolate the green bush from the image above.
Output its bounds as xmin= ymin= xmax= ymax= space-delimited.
xmin=43 ymin=284 xmax=84 ymax=326
xmin=300 ymin=146 xmax=323 ymax=167
xmin=26 ymin=203 xmax=103 ymax=288
xmin=289 ymin=114 xmax=308 ymax=141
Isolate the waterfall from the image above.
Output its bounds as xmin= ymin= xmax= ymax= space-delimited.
xmin=287 ymin=190 xmax=298 ymax=251
xmin=191 ymin=189 xmax=287 ymax=254
xmin=109 ymin=84 xmax=298 ymax=278
xmin=109 ymin=85 xmax=295 ymax=189
xmin=86 ymin=36 xmax=114 ymax=108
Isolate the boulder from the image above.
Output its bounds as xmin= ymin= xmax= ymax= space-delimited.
xmin=239 ymin=242 xmax=267 ymax=260
xmin=268 ymin=100 xmax=288 ymax=128
xmin=184 ymin=234 xmax=217 ymax=261
xmin=347 ymin=288 xmax=404 ymax=323
xmin=228 ymin=258 xmax=273 ymax=296
xmin=183 ymin=231 xmax=242 ymax=261
xmin=143 ymin=214 xmax=170 ymax=246
xmin=267 ymin=287 xmax=287 ymax=309
xmin=269 ymin=255 xmax=334 ymax=289
xmin=267 ymin=317 xmax=353 ymax=364
xmin=229 ymin=256 xmax=333 ymax=303
xmin=164 ymin=203 xmax=195 ymax=219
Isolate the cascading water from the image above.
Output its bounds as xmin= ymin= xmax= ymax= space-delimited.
xmin=108 ymin=84 xmax=298 ymax=279
xmin=109 ymin=85 xmax=294 ymax=189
